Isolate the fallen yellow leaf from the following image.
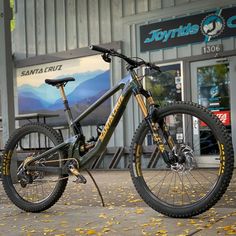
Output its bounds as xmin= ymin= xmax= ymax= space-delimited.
xmin=102 ymin=227 xmax=110 ymax=233
xmin=99 ymin=213 xmax=107 ymax=219
xmin=86 ymin=229 xmax=97 ymax=235
xmin=177 ymin=222 xmax=183 ymax=226
xmin=135 ymin=208 xmax=145 ymax=214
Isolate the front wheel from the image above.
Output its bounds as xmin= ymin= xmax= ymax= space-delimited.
xmin=129 ymin=102 xmax=234 ymax=218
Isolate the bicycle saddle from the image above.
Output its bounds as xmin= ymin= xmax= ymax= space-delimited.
xmin=45 ymin=77 xmax=75 ymax=86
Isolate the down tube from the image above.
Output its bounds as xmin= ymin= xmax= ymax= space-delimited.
xmin=80 ymin=88 xmax=132 ymax=167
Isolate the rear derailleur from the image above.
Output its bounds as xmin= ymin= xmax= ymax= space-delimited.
xmin=17 ymin=156 xmax=42 ymax=188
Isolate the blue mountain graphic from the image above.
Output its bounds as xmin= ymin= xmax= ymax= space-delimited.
xmin=18 ymin=91 xmax=52 ymax=113
xmin=50 ymin=70 xmax=110 ymax=110
xmin=18 ymin=70 xmax=110 ymax=113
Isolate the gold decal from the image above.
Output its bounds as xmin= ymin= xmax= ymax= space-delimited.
xmin=2 ymin=151 xmax=12 ymax=176
xmin=218 ymin=142 xmax=225 ymax=175
xmin=99 ymin=95 xmax=124 ymax=141
xmin=135 ymin=144 xmax=142 ymax=177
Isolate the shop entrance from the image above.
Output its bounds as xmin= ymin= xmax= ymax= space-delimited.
xmin=191 ymin=58 xmax=233 ymax=166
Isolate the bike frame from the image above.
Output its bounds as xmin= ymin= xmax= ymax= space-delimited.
xmin=26 ymin=69 xmax=157 ymax=173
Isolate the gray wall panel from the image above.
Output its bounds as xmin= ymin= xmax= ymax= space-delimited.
xmin=222 ymin=38 xmax=235 ymax=52
xmin=111 ymin=0 xmax=123 ymax=41
xmin=162 ymin=0 xmax=175 ymax=8
xmin=175 ymin=0 xmax=190 ymax=5
xmin=45 ymin=0 xmax=56 ymax=53
xmin=26 ymin=0 xmax=36 ymax=57
xmin=88 ymin=0 xmax=100 ymax=44
xmin=122 ymin=0 xmax=135 ymax=17
xmin=136 ymin=0 xmax=148 ymax=13
xmin=55 ymin=0 xmax=66 ymax=52
xmin=150 ymin=50 xmax=163 ymax=62
xmin=163 ymin=48 xmax=177 ymax=60
xmin=99 ymin=0 xmax=112 ymax=43
xmin=177 ymin=45 xmax=192 ymax=59
xmin=77 ymin=0 xmax=89 ymax=48
xmin=15 ymin=0 xmax=26 ymax=59
xmin=191 ymin=42 xmax=205 ymax=56
xmin=66 ymin=0 xmax=77 ymax=50
xmin=36 ymin=0 xmax=46 ymax=55
xmin=148 ymin=0 xmax=162 ymax=10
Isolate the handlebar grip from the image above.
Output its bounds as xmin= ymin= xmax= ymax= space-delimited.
xmin=89 ymin=45 xmax=110 ymax=54
xmin=152 ymin=64 xmax=161 ymax=72
xmin=147 ymin=63 xmax=161 ymax=72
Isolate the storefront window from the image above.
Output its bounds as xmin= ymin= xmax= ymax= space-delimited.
xmin=197 ymin=62 xmax=230 ymax=155
xmin=144 ymin=62 xmax=183 ymax=146
xmin=197 ymin=63 xmax=230 ymax=124
xmin=144 ymin=63 xmax=183 ymax=106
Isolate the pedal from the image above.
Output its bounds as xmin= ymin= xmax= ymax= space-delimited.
xmin=73 ymin=175 xmax=87 ymax=184
xmin=68 ymin=164 xmax=87 ymax=184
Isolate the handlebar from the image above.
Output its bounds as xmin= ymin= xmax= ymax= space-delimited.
xmin=89 ymin=45 xmax=110 ymax=54
xmin=89 ymin=44 xmax=161 ymax=72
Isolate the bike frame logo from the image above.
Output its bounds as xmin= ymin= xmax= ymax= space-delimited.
xmin=141 ymin=7 xmax=236 ymax=51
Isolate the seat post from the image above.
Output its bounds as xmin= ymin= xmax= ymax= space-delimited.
xmin=57 ymin=84 xmax=83 ymax=136
xmin=58 ymin=84 xmax=74 ymax=126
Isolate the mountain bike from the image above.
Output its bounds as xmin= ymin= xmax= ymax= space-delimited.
xmin=1 ymin=45 xmax=234 ymax=218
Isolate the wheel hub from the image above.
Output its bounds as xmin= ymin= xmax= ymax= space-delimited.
xmin=171 ymin=144 xmax=195 ymax=173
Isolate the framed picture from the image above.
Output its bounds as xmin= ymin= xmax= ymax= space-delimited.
xmin=16 ymin=54 xmax=111 ymax=126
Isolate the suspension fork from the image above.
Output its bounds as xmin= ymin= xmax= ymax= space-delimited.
xmin=133 ymin=80 xmax=175 ymax=164
xmin=135 ymin=94 xmax=165 ymax=151
xmin=146 ymin=96 xmax=175 ymax=151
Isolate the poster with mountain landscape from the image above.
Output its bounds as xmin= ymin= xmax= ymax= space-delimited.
xmin=16 ymin=55 xmax=111 ymax=126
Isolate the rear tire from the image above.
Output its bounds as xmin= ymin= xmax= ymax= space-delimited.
xmin=129 ymin=102 xmax=234 ymax=218
xmin=2 ymin=123 xmax=68 ymax=212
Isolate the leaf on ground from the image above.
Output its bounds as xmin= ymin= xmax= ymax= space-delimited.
xmin=43 ymin=228 xmax=55 ymax=234
xmin=189 ymin=219 xmax=196 ymax=224
xmin=99 ymin=213 xmax=107 ymax=219
xmin=75 ymin=228 xmax=84 ymax=234
xmin=155 ymin=229 xmax=168 ymax=235
xmin=177 ymin=222 xmax=183 ymax=226
xmin=128 ymin=199 xmax=143 ymax=203
xmin=86 ymin=229 xmax=97 ymax=235
xmin=41 ymin=219 xmax=54 ymax=223
xmin=102 ymin=227 xmax=110 ymax=233
xmin=135 ymin=208 xmax=145 ymax=214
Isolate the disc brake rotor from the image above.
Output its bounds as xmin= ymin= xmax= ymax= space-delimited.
xmin=171 ymin=144 xmax=195 ymax=173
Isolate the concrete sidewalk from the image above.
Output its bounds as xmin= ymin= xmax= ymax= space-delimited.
xmin=0 ymin=171 xmax=236 ymax=236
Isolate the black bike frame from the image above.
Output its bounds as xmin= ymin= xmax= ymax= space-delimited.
xmin=26 ymin=71 xmax=149 ymax=171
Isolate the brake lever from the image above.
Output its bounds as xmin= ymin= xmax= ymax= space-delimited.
xmin=102 ymin=53 xmax=111 ymax=63
xmin=146 ymin=62 xmax=161 ymax=73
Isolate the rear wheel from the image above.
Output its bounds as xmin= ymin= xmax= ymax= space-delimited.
xmin=129 ymin=102 xmax=234 ymax=218
xmin=2 ymin=123 xmax=68 ymax=212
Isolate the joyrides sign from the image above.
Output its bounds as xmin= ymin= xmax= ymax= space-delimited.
xmin=140 ymin=6 xmax=236 ymax=52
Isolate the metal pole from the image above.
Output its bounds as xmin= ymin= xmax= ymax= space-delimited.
xmin=0 ymin=0 xmax=15 ymax=146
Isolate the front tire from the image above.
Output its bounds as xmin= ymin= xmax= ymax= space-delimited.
xmin=129 ymin=102 xmax=234 ymax=218
xmin=2 ymin=123 xmax=68 ymax=212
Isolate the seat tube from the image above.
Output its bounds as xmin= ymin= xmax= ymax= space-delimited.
xmin=58 ymin=85 xmax=74 ymax=125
